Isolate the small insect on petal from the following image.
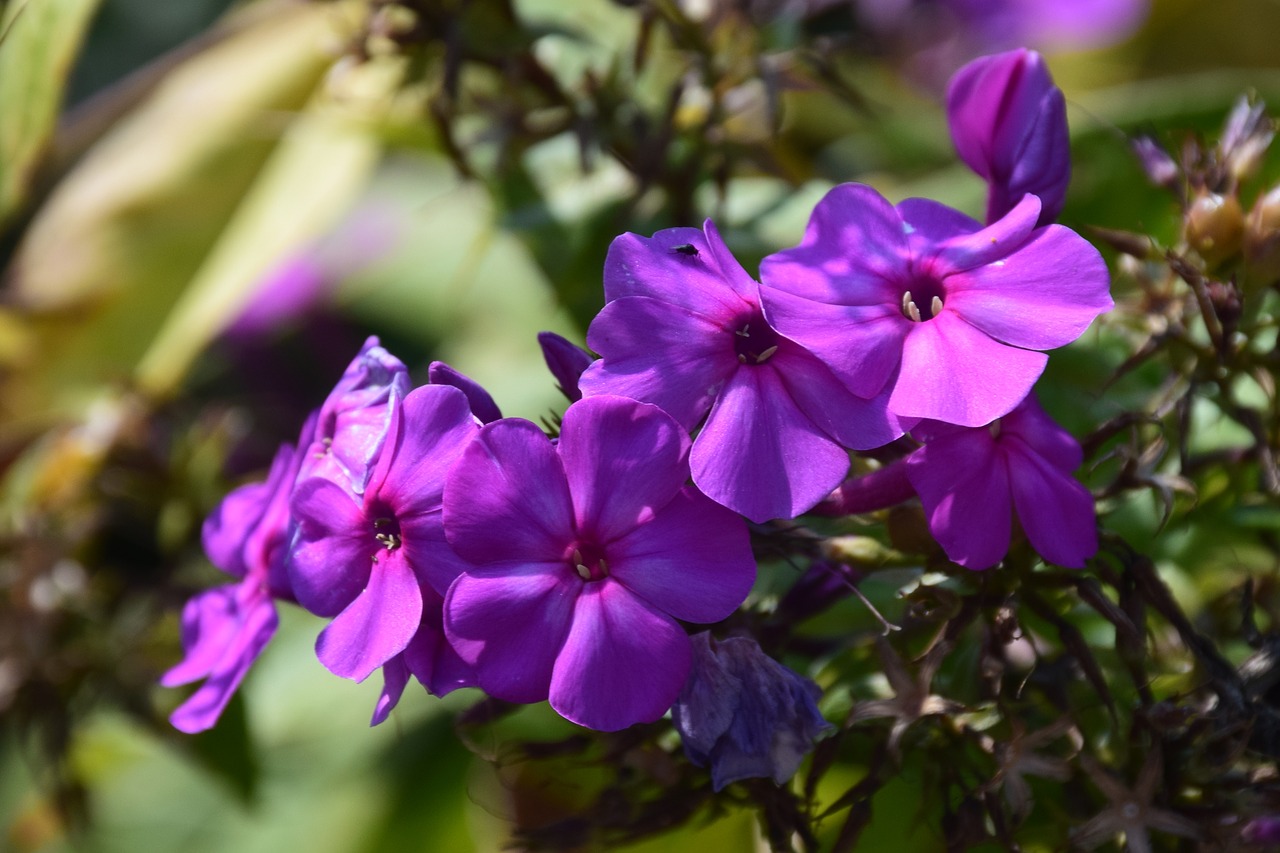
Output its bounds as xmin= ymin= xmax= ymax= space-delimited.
xmin=672 ymin=243 xmax=699 ymax=256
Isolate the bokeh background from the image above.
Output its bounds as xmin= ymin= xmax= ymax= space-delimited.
xmin=4 ymin=0 xmax=1280 ymax=850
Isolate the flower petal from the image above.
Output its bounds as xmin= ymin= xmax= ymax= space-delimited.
xmin=160 ymin=586 xmax=241 ymax=687
xmin=372 ymin=384 xmax=479 ymax=515
xmin=773 ymin=342 xmax=908 ymax=451
xmin=1000 ymin=395 xmax=1084 ymax=471
xmin=287 ymin=477 xmax=371 ymax=617
xmin=1007 ymin=443 xmax=1098 ymax=568
xmin=549 ymin=582 xmax=691 ymax=731
xmin=692 ymin=367 xmax=852 ymax=522
xmin=443 ymin=418 xmax=574 ymax=565
xmin=404 ymin=585 xmax=475 ymax=696
xmin=945 ymin=225 xmax=1112 ymax=350
xmin=907 ymin=432 xmax=1012 ymax=569
xmin=428 ymin=361 xmax=503 ymax=424
xmin=558 ymin=395 xmax=690 ymax=543
xmin=603 ymin=224 xmax=754 ymax=315
xmin=581 ymin=296 xmax=735 ymax=431
xmin=371 ymin=654 xmax=410 ymax=726
xmin=444 ymin=564 xmax=575 ymax=704
xmin=399 ymin=509 xmax=471 ymax=597
xmin=890 ymin=312 xmax=1047 ymax=427
xmin=923 ymin=194 xmax=1041 ymax=277
xmin=316 ymin=549 xmax=423 ymax=682
xmin=608 ymin=486 xmax=755 ymax=623
xmin=201 ymin=481 xmax=268 ymax=578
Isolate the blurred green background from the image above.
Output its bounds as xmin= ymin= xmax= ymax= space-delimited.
xmin=4 ymin=0 xmax=1280 ymax=850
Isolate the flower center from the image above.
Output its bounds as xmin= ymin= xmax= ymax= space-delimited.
xmin=900 ymin=276 xmax=946 ymax=322
xmin=371 ymin=514 xmax=401 ymax=552
xmin=731 ymin=312 xmax=781 ymax=366
xmin=566 ymin=540 xmax=609 ymax=582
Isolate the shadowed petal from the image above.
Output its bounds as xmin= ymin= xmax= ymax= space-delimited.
xmin=693 ymin=368 xmax=852 ymax=522
xmin=608 ymin=487 xmax=755 ymax=622
xmin=444 ymin=564 xmax=575 ymax=704
xmin=399 ymin=510 xmax=471 ymax=597
xmin=908 ymin=432 xmax=1013 ymax=569
xmin=288 ymin=478 xmax=371 ymax=617
xmin=582 ymin=297 xmax=735 ymax=431
xmin=201 ymin=481 xmax=268 ymax=579
xmin=559 ymin=395 xmax=690 ymax=542
xmin=428 ymin=361 xmax=503 ymax=424
xmin=922 ymin=194 xmax=1041 ymax=276
xmin=1001 ymin=395 xmax=1084 ymax=471
xmin=372 ymin=385 xmax=480 ymax=515
xmin=371 ymin=654 xmax=410 ymax=726
xmin=160 ymin=586 xmax=241 ymax=687
xmin=945 ymin=225 xmax=1111 ymax=349
xmin=316 ymin=549 xmax=423 ymax=682
xmin=404 ymin=585 xmax=475 ymax=696
xmin=443 ymin=419 xmax=574 ymax=564
xmin=773 ymin=342 xmax=908 ymax=450
xmin=604 ymin=224 xmax=755 ymax=313
xmin=1006 ymin=443 xmax=1097 ymax=567
xmin=891 ymin=312 xmax=1047 ymax=426
xmin=549 ymin=582 xmax=691 ymax=731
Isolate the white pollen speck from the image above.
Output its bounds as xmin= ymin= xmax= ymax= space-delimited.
xmin=902 ymin=222 xmax=915 ymax=234
xmin=992 ymin=260 xmax=1005 ymax=267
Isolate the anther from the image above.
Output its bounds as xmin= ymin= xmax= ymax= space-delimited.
xmin=575 ymin=564 xmax=591 ymax=580
xmin=737 ymin=353 xmax=747 ymax=364
xmin=572 ymin=549 xmax=583 ymax=564
xmin=931 ymin=295 xmax=943 ymax=317
xmin=735 ymin=325 xmax=751 ymax=337
xmin=755 ymin=345 xmax=778 ymax=364
xmin=901 ymin=290 xmax=923 ymax=322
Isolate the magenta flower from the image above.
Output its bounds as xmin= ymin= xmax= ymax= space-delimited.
xmin=162 ymin=440 xmax=303 ymax=733
xmin=905 ymin=394 xmax=1097 ymax=569
xmin=288 ymin=385 xmax=479 ymax=686
xmin=672 ymin=633 xmax=833 ymax=791
xmin=947 ymin=48 xmax=1069 ymax=225
xmin=759 ymin=184 xmax=1111 ymax=427
xmin=297 ymin=336 xmax=411 ymax=495
xmin=579 ymin=221 xmax=905 ymax=522
xmin=442 ymin=395 xmax=757 ymax=731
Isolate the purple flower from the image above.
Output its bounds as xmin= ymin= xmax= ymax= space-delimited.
xmin=297 ymin=336 xmax=412 ymax=495
xmin=162 ymin=440 xmax=303 ymax=733
xmin=947 ymin=49 xmax=1070 ymax=225
xmin=288 ymin=385 xmax=479 ymax=686
xmin=759 ymin=184 xmax=1111 ymax=427
xmin=1242 ymin=815 xmax=1280 ymax=844
xmin=672 ymin=633 xmax=833 ymax=791
xmin=579 ymin=221 xmax=905 ymax=522
xmin=904 ymin=394 xmax=1097 ymax=569
xmin=537 ymin=331 xmax=595 ymax=402
xmin=442 ymin=395 xmax=757 ymax=731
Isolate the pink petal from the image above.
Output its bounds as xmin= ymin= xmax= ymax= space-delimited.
xmin=922 ymin=194 xmax=1041 ymax=277
xmin=160 ymin=586 xmax=241 ymax=687
xmin=316 ymin=549 xmax=423 ymax=682
xmin=444 ymin=564 xmax=576 ymax=704
xmin=907 ymin=432 xmax=1013 ymax=569
xmin=608 ymin=486 xmax=755 ymax=623
xmin=443 ymin=419 xmax=575 ymax=565
xmin=890 ymin=311 xmax=1047 ymax=427
xmin=692 ymin=368 xmax=852 ymax=522
xmin=1000 ymin=395 xmax=1083 ymax=472
xmin=773 ymin=342 xmax=908 ymax=451
xmin=558 ymin=395 xmax=690 ymax=543
xmin=1006 ymin=443 xmax=1098 ymax=568
xmin=945 ymin=225 xmax=1112 ymax=350
xmin=604 ymin=224 xmax=755 ymax=315
xmin=549 ymin=582 xmax=692 ymax=731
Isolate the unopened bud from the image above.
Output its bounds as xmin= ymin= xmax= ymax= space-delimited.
xmin=1131 ymin=136 xmax=1179 ymax=188
xmin=1244 ymin=185 xmax=1280 ymax=290
xmin=1185 ymin=192 xmax=1244 ymax=268
xmin=822 ymin=535 xmax=896 ymax=566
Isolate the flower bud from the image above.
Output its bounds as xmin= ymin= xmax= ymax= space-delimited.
xmin=537 ymin=331 xmax=594 ymax=402
xmin=1185 ymin=191 xmax=1244 ymax=269
xmin=1220 ymin=95 xmax=1273 ymax=186
xmin=1131 ymin=135 xmax=1179 ymax=189
xmin=1244 ymin=184 xmax=1280 ymax=290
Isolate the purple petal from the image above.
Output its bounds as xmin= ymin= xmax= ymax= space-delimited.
xmin=444 ymin=565 xmax=576 ymax=704
xmin=372 ymin=384 xmax=480 ymax=516
xmin=759 ymin=286 xmax=906 ymax=399
xmin=907 ymin=432 xmax=1012 ymax=569
xmin=945 ymin=225 xmax=1112 ymax=350
xmin=692 ymin=367 xmax=852 ymax=522
xmin=582 ymin=296 xmax=736 ymax=432
xmin=201 ymin=481 xmax=268 ymax=579
xmin=538 ymin=331 xmax=595 ymax=402
xmin=167 ymin=593 xmax=278 ymax=734
xmin=890 ymin=312 xmax=1047 ymax=426
xmin=1000 ymin=395 xmax=1083 ymax=472
xmin=557 ymin=395 xmax=690 ymax=542
xmin=895 ymin=198 xmax=983 ymax=253
xmin=404 ymin=585 xmax=475 ymax=696
xmin=603 ymin=223 xmax=755 ymax=315
xmin=443 ymin=419 xmax=576 ymax=565
xmin=316 ymin=549 xmax=423 ymax=682
xmin=921 ymin=194 xmax=1041 ymax=276
xmin=759 ymin=184 xmax=909 ymax=303
xmin=428 ymin=361 xmax=503 ymax=424
xmin=399 ymin=510 xmax=471 ymax=598
xmin=1006 ymin=443 xmax=1097 ymax=568
xmin=772 ymin=342 xmax=908 ymax=451
xmin=161 ymin=586 xmax=241 ymax=687
xmin=371 ymin=654 xmax=410 ymax=726
xmin=548 ymin=582 xmax=691 ymax=731
xmin=608 ymin=486 xmax=755 ymax=622
xmin=288 ymin=478 xmax=371 ymax=617
xmin=241 ymin=443 xmax=302 ymax=602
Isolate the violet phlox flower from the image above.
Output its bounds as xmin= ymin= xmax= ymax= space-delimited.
xmin=288 ymin=384 xmax=479 ymax=693
xmin=947 ymin=48 xmax=1070 ymax=225
xmin=579 ymin=220 xmax=906 ymax=523
xmin=905 ymin=394 xmax=1097 ymax=570
xmin=162 ymin=438 xmax=304 ymax=733
xmin=759 ymin=184 xmax=1111 ymax=428
xmin=298 ymin=335 xmax=411 ymax=494
xmin=672 ymin=632 xmax=833 ymax=791
xmin=442 ymin=395 xmax=757 ymax=732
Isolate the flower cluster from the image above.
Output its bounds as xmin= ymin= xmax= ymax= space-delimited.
xmin=164 ymin=48 xmax=1109 ymax=791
